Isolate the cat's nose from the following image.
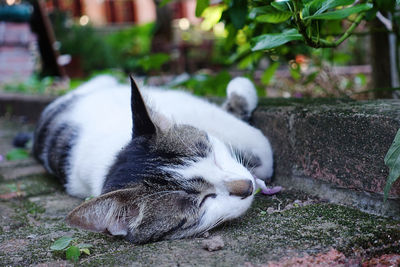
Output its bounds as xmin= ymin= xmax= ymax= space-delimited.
xmin=224 ymin=179 xmax=253 ymax=199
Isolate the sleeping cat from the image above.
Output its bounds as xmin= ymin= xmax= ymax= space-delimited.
xmin=33 ymin=75 xmax=273 ymax=244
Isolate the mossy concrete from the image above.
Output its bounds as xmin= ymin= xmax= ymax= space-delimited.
xmin=1 ymin=117 xmax=400 ymax=266
xmin=253 ymin=98 xmax=400 ymax=218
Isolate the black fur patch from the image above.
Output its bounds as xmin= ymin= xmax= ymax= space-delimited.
xmin=33 ymin=96 xmax=77 ymax=183
xmin=47 ymin=123 xmax=78 ymax=183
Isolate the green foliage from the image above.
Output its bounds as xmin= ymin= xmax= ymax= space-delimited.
xmin=261 ymin=61 xmax=280 ymax=85
xmin=196 ymin=0 xmax=210 ymax=16
xmin=50 ymin=236 xmax=74 ymax=250
xmin=6 ymin=148 xmax=30 ymax=161
xmin=2 ymin=76 xmax=54 ymax=95
xmin=169 ymin=71 xmax=231 ymax=96
xmin=169 ymin=71 xmax=265 ymax=97
xmin=197 ymin=0 xmax=377 ymax=54
xmin=252 ymin=29 xmax=303 ymax=51
xmin=254 ymin=6 xmax=292 ymax=24
xmin=228 ymin=0 xmax=248 ymax=29
xmin=384 ymin=129 xmax=400 ymax=200
xmin=136 ymin=53 xmax=170 ymax=72
xmin=304 ymin=3 xmax=373 ymax=20
xmin=50 ymin=236 xmax=93 ymax=262
xmin=66 ymin=246 xmax=80 ymax=262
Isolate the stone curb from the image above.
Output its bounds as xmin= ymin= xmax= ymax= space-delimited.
xmin=253 ymin=99 xmax=400 ymax=218
xmin=0 ymin=92 xmax=54 ymax=122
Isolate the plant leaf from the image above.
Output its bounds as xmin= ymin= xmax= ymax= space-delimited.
xmin=376 ymin=0 xmax=396 ymax=11
xmin=6 ymin=148 xmax=29 ymax=161
xmin=271 ymin=0 xmax=293 ymax=12
xmin=80 ymin=248 xmax=91 ymax=255
xmin=255 ymin=7 xmax=292 ymax=24
xmin=304 ymin=3 xmax=373 ymax=20
xmin=196 ymin=0 xmax=210 ymax=17
xmin=159 ymin=0 xmax=172 ymax=7
xmin=66 ymin=246 xmax=81 ymax=262
xmin=261 ymin=61 xmax=280 ymax=85
xmin=383 ymin=128 xmax=400 ymax=200
xmin=50 ymin=236 xmax=74 ymax=251
xmin=229 ymin=0 xmax=248 ymax=29
xmin=251 ymin=29 xmax=303 ymax=51
xmin=307 ymin=0 xmax=354 ymax=16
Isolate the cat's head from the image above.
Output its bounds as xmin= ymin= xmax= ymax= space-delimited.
xmin=66 ymin=76 xmax=255 ymax=244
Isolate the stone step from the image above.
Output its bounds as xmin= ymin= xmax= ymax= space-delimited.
xmin=253 ymin=98 xmax=400 ymax=218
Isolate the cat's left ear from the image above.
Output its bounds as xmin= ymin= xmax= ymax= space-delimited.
xmin=66 ymin=189 xmax=139 ymax=236
xmin=130 ymin=75 xmax=156 ymax=137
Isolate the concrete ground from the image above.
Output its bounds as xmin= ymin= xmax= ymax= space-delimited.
xmin=1 ymin=117 xmax=400 ymax=266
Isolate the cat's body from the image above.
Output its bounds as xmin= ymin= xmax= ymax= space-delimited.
xmin=33 ymin=75 xmax=273 ymax=243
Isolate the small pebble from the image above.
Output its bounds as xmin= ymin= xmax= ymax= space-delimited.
xmin=267 ymin=207 xmax=275 ymax=214
xmin=202 ymin=235 xmax=224 ymax=252
xmin=202 ymin=231 xmax=210 ymax=238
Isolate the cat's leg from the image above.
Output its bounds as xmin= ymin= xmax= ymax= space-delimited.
xmin=220 ymin=78 xmax=275 ymax=186
xmin=221 ymin=78 xmax=280 ymax=194
xmin=222 ymin=77 xmax=258 ymax=122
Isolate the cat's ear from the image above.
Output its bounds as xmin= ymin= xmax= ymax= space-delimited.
xmin=130 ymin=75 xmax=156 ymax=137
xmin=66 ymin=189 xmax=139 ymax=236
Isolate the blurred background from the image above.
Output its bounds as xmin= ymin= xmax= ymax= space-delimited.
xmin=0 ymin=0 xmax=398 ymax=99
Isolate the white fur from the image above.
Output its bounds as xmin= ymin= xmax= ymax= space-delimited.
xmin=227 ymin=77 xmax=258 ymax=112
xmin=59 ymin=75 xmax=273 ymax=205
xmin=167 ymin=136 xmax=255 ymax=227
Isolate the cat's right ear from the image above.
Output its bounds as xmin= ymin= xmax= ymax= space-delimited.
xmin=130 ymin=75 xmax=156 ymax=137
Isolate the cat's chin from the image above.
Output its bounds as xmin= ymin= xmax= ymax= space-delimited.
xmin=197 ymin=193 xmax=254 ymax=232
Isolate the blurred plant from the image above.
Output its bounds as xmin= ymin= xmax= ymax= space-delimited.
xmin=168 ymin=70 xmax=265 ymax=97
xmin=168 ymin=71 xmax=232 ymax=96
xmin=50 ymin=10 xmax=114 ymax=74
xmin=105 ymin=23 xmax=171 ymax=73
xmin=384 ymin=128 xmax=400 ymax=201
xmin=2 ymin=75 xmax=54 ymax=95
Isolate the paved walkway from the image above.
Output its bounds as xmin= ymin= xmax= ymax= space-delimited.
xmin=0 ymin=118 xmax=399 ymax=266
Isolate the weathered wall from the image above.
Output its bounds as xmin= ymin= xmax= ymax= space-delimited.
xmin=253 ymin=99 xmax=400 ymax=217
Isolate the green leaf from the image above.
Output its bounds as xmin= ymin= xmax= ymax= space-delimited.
xmin=137 ymin=53 xmax=170 ymax=72
xmin=196 ymin=0 xmax=210 ymax=17
xmin=290 ymin=66 xmax=301 ymax=80
xmin=261 ymin=62 xmax=280 ymax=85
xmin=384 ymin=128 xmax=400 ymax=200
xmin=159 ymin=0 xmax=172 ymax=7
xmin=271 ymin=0 xmax=293 ymax=12
xmin=304 ymin=3 xmax=373 ymax=20
xmin=6 ymin=148 xmax=29 ymax=161
xmin=307 ymin=0 xmax=354 ymax=16
xmin=255 ymin=7 xmax=292 ymax=24
xmin=80 ymin=248 xmax=91 ymax=255
xmin=229 ymin=0 xmax=248 ymax=29
xmin=251 ymin=29 xmax=303 ymax=51
xmin=66 ymin=246 xmax=81 ymax=262
xmin=50 ymin=236 xmax=74 ymax=251
xmin=376 ymin=0 xmax=396 ymax=11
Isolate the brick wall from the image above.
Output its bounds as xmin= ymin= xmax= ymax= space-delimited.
xmin=0 ymin=22 xmax=38 ymax=84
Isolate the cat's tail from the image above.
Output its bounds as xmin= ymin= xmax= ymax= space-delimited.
xmin=222 ymin=77 xmax=258 ymax=121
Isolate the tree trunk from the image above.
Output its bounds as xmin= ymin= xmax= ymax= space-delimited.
xmin=370 ymin=17 xmax=392 ymax=98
